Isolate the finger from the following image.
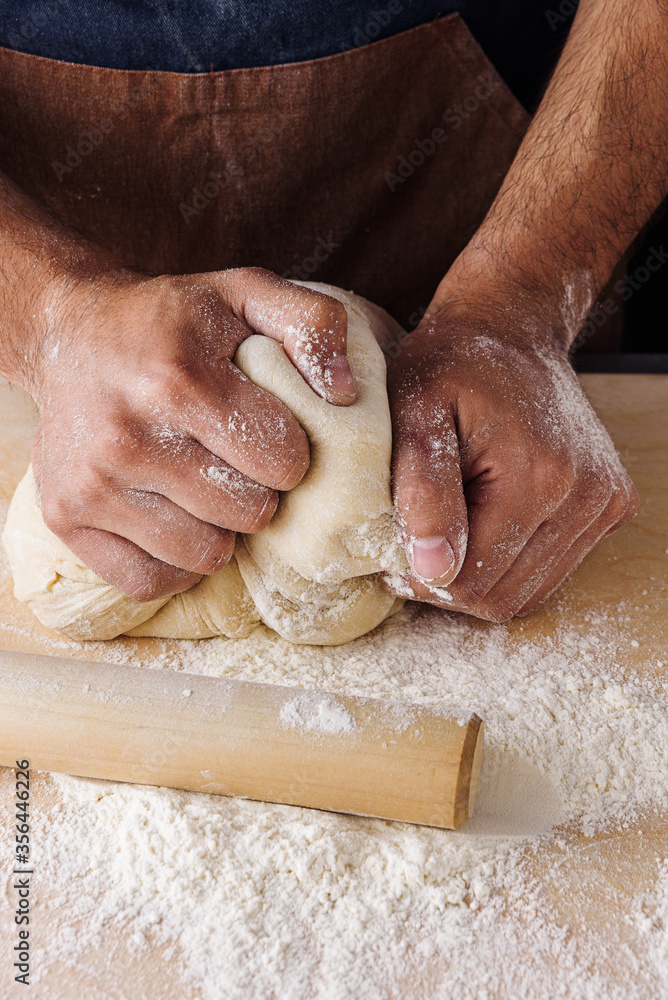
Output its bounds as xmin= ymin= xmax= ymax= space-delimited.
xmin=46 ymin=484 xmax=236 ymax=576
xmin=516 ymin=483 xmax=638 ymax=617
xmin=391 ymin=406 xmax=468 ymax=584
xmin=446 ymin=451 xmax=571 ymax=607
xmin=220 ymin=267 xmax=356 ymax=405
xmin=380 ymin=569 xmax=457 ymax=609
xmin=132 ymin=433 xmax=278 ymax=532
xmin=601 ymin=473 xmax=639 ymax=536
xmin=174 ymin=359 xmax=310 ymax=491
xmin=384 ymin=471 xmax=632 ymax=621
xmin=474 ymin=470 xmax=635 ymax=621
xmin=384 ymin=450 xmax=570 ymax=612
xmin=464 ymin=485 xmax=611 ymax=621
xmin=57 ymin=527 xmax=202 ymax=602
xmin=92 ymin=489 xmax=236 ymax=574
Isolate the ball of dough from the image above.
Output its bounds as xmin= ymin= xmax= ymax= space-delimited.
xmin=2 ymin=282 xmax=408 ymax=645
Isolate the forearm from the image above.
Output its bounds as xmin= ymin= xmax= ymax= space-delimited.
xmin=0 ymin=170 xmax=124 ymax=392
xmin=437 ymin=0 xmax=668 ymax=345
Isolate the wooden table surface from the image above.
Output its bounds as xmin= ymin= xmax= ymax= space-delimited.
xmin=0 ymin=374 xmax=666 ymax=999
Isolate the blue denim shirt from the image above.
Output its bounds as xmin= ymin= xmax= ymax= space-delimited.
xmin=0 ymin=1 xmax=577 ymax=110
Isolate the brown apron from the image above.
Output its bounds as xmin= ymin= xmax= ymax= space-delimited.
xmin=0 ymin=15 xmax=528 ymax=330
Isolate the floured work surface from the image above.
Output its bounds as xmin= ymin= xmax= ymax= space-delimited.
xmin=0 ymin=375 xmax=667 ymax=1000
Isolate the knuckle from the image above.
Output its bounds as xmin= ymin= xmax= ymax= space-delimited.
xmin=154 ymin=365 xmax=201 ymax=407
xmin=222 ymin=266 xmax=275 ymax=300
xmin=275 ymin=460 xmax=307 ymax=492
xmin=202 ymin=461 xmax=280 ymax=525
xmin=236 ymin=266 xmax=272 ymax=283
xmin=623 ymin=480 xmax=640 ymax=519
xmin=141 ymin=351 xmax=214 ymax=414
xmin=582 ymin=477 xmax=613 ymax=517
xmin=74 ymin=468 xmax=111 ymax=512
xmin=528 ymin=450 xmax=575 ymax=502
xmin=398 ymin=474 xmax=447 ymax=521
xmin=477 ymin=579 xmax=541 ymax=622
xmin=615 ymin=471 xmax=639 ymax=517
xmin=516 ymin=594 xmax=546 ymax=618
xmin=482 ymin=597 xmax=522 ymax=623
xmin=154 ymin=518 xmax=234 ymax=575
xmin=42 ymin=468 xmax=109 ymax=529
xmin=126 ymin=568 xmax=198 ymax=602
xmin=242 ymin=491 xmax=279 ymax=532
xmin=319 ymin=296 xmax=347 ymax=330
xmin=189 ymin=532 xmax=234 ymax=574
xmin=41 ymin=492 xmax=74 ymax=535
xmin=302 ymin=293 xmax=348 ymax=337
xmin=455 ymin=578 xmax=491 ymax=604
xmin=126 ymin=574 xmax=170 ymax=602
xmin=125 ymin=576 xmax=164 ymax=602
xmin=95 ymin=412 xmax=140 ymax=467
xmin=605 ymin=485 xmax=631 ymax=523
xmin=469 ymin=602 xmax=513 ymax=624
xmin=273 ymin=441 xmax=310 ymax=490
xmin=456 ymin=587 xmax=512 ymax=622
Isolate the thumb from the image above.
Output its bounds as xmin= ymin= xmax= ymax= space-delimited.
xmin=392 ymin=408 xmax=468 ymax=584
xmin=221 ymin=268 xmax=356 ymax=406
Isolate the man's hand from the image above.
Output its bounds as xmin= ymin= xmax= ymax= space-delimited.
xmin=26 ymin=267 xmax=355 ymax=601
xmin=0 ymin=171 xmax=356 ymax=601
xmin=384 ymin=295 xmax=637 ymax=621
xmin=384 ymin=0 xmax=667 ymax=621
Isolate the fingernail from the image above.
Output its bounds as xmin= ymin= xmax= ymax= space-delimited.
xmin=325 ymin=356 xmax=356 ymax=398
xmin=410 ymin=537 xmax=456 ymax=582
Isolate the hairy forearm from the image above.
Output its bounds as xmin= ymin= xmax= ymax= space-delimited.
xmin=438 ymin=0 xmax=668 ymax=344
xmin=0 ymin=171 xmax=123 ymax=391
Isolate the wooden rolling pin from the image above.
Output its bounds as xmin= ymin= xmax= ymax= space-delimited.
xmin=0 ymin=649 xmax=483 ymax=828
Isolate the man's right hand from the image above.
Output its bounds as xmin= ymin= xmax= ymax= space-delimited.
xmin=26 ymin=266 xmax=355 ymax=601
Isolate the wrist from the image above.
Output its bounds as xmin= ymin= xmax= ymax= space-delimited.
xmin=430 ymin=237 xmax=594 ymax=354
xmin=33 ymin=261 xmax=144 ymax=396
xmin=0 ymin=171 xmax=138 ymax=395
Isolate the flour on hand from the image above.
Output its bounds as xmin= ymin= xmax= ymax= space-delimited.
xmin=2 ymin=283 xmax=408 ymax=645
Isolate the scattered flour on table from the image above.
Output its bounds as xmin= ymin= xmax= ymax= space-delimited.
xmin=24 ymin=601 xmax=668 ymax=999
xmin=635 ymin=859 xmax=668 ymax=967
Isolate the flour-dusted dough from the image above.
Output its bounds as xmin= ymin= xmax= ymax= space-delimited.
xmin=2 ymin=282 xmax=408 ymax=645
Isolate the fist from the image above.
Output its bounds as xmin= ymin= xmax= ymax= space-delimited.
xmin=384 ymin=306 xmax=637 ymax=621
xmin=32 ymin=268 xmax=356 ymax=601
